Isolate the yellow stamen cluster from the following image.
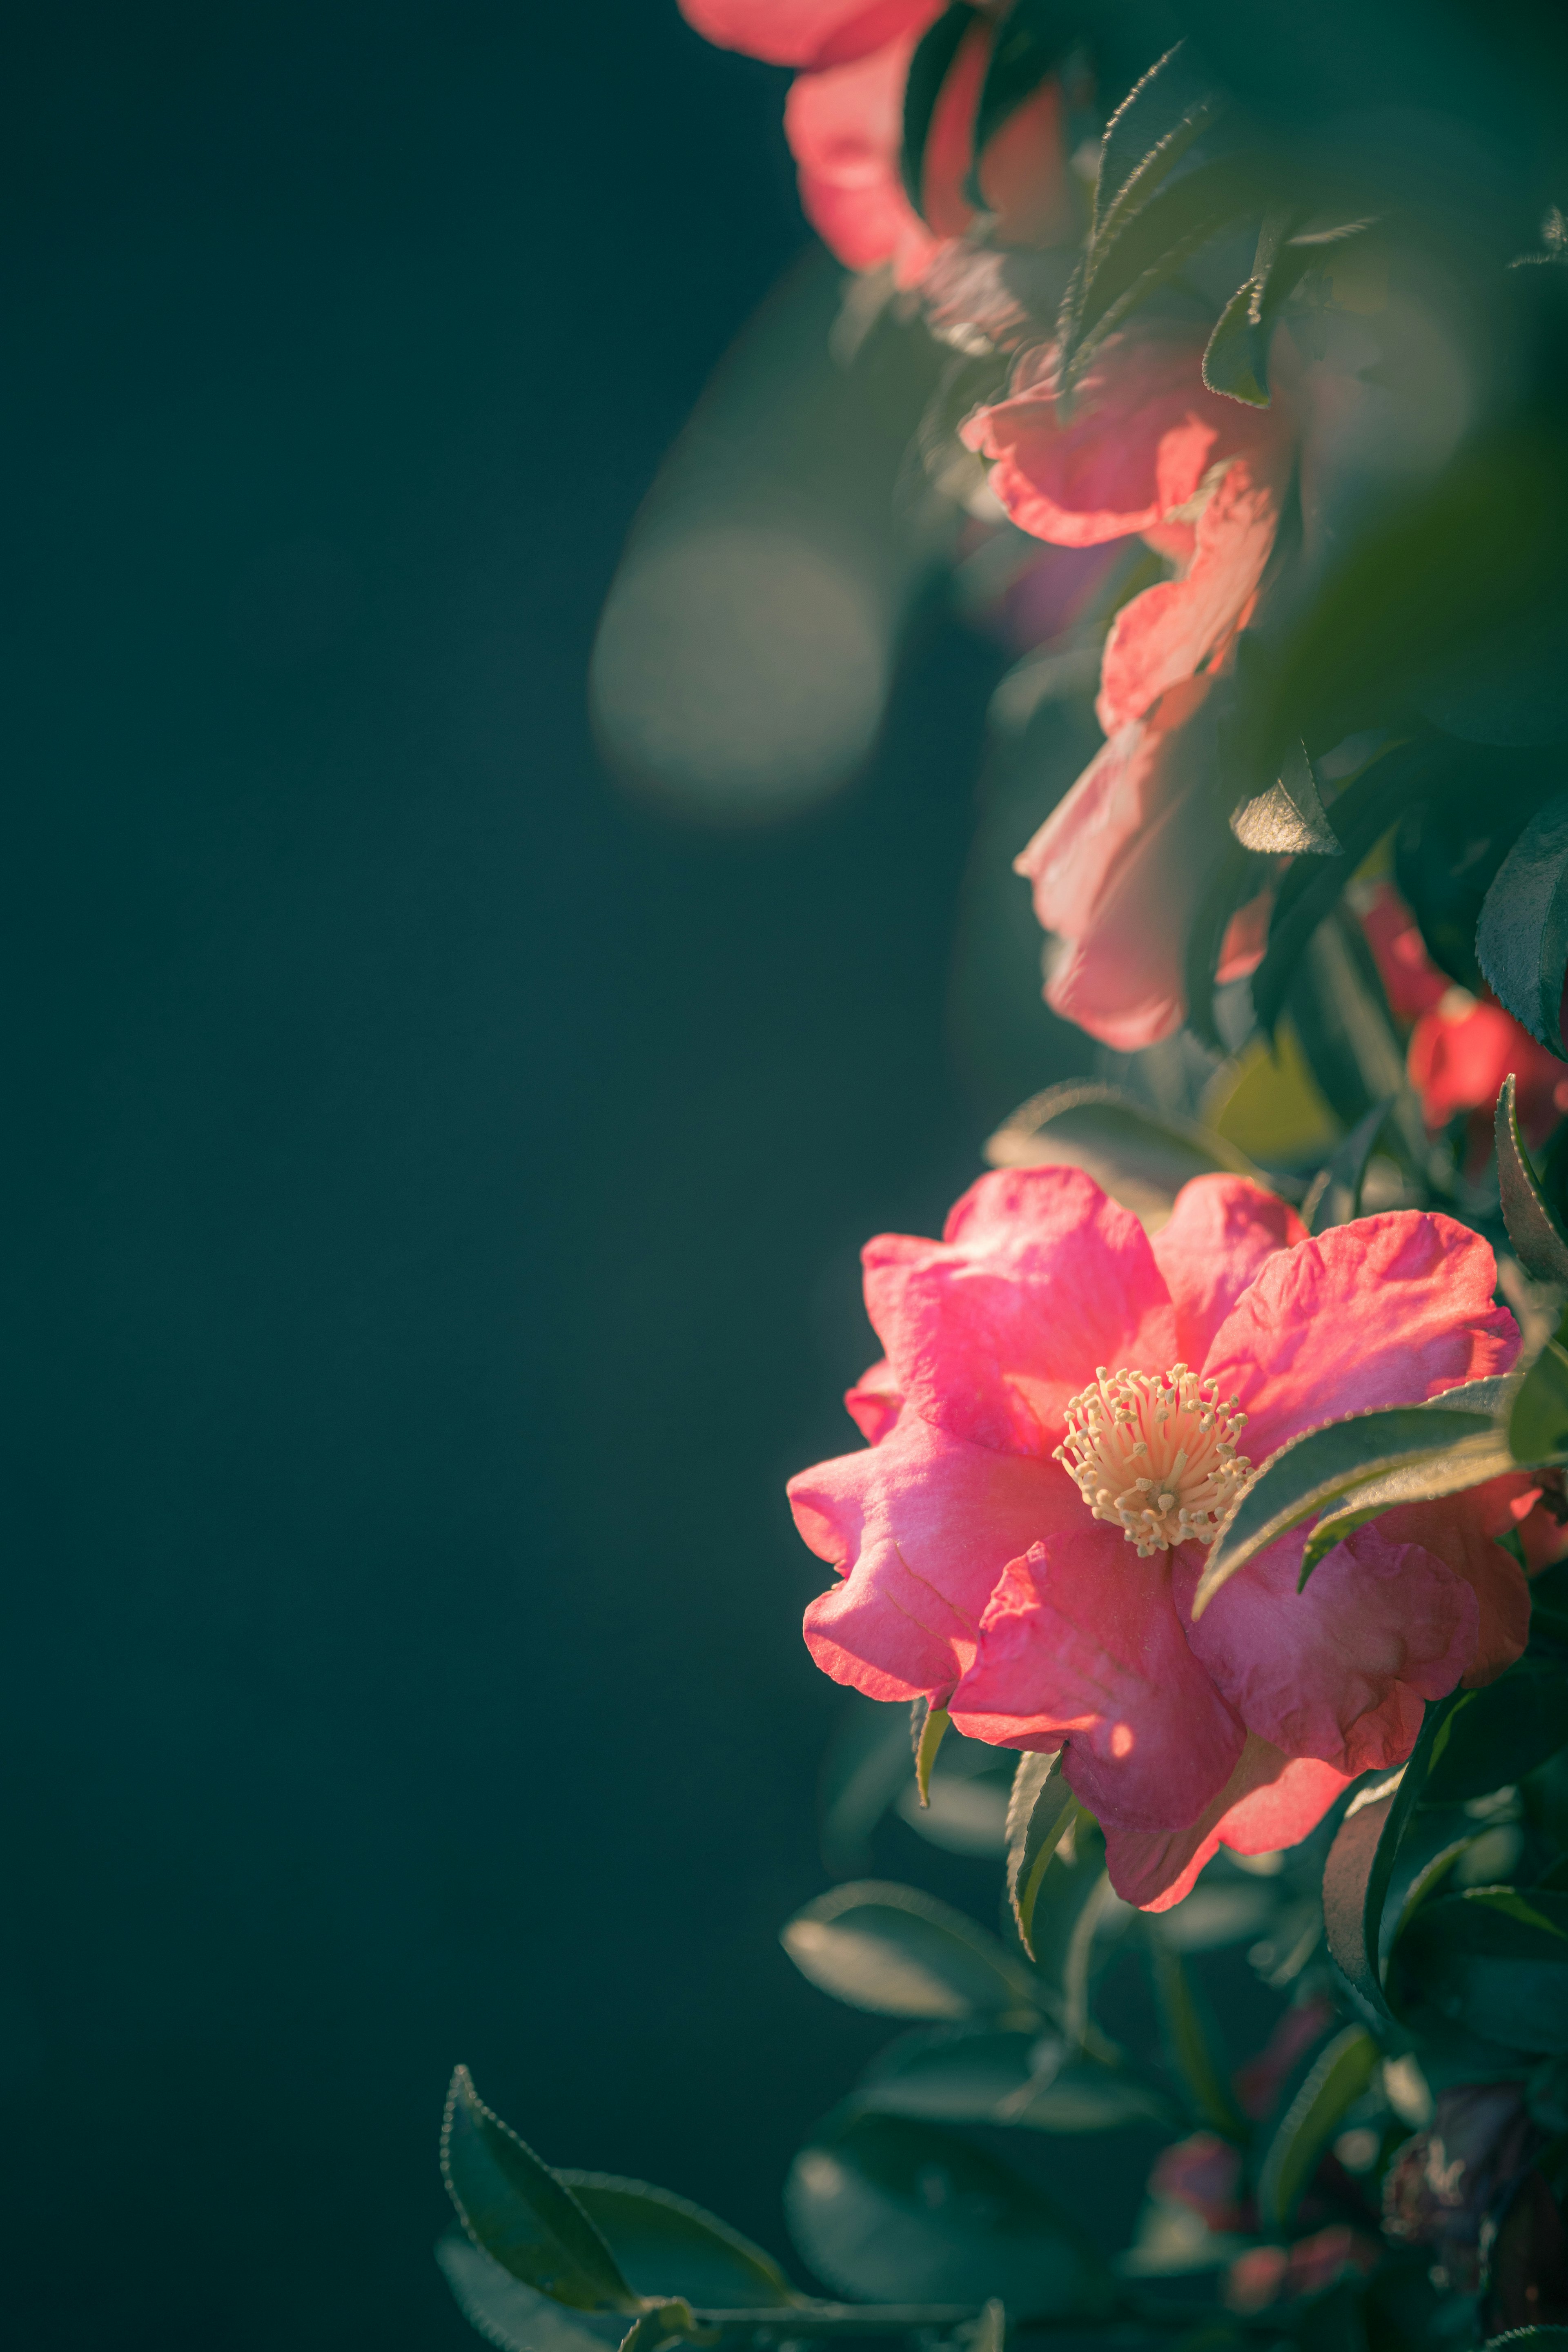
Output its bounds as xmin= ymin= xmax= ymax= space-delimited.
xmin=1055 ymin=1364 xmax=1251 ymax=1557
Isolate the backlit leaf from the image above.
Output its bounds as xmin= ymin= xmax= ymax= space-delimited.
xmin=985 ymin=1082 xmax=1269 ymax=1229
xmin=437 ymin=2233 xmax=625 ymax=2352
xmin=559 ymin=2176 xmax=799 ymax=2309
xmin=1298 ymin=1430 xmax=1516 ymax=1580
xmin=913 ymin=1699 xmax=951 ymax=1806
xmin=442 ymin=2069 xmax=641 ymax=2313
xmin=856 ymin=2023 xmax=1170 ymax=2132
xmin=1005 ymin=1753 xmax=1081 ymax=1960
xmin=781 ymin=1883 xmax=1040 ymax=2020
xmin=1255 ymin=2026 xmax=1379 ymax=2229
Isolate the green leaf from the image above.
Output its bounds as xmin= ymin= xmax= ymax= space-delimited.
xmin=1005 ymin=1754 xmax=1080 ymax=1960
xmin=442 ymin=2069 xmax=642 ymax=2314
xmin=1478 ymin=791 xmax=1568 ymax=1054
xmin=1497 ymin=1073 xmax=1568 ymax=1283
xmin=438 ymin=2233 xmax=627 ymax=2352
xmin=856 ymin=2023 xmax=1170 ymax=2132
xmin=985 ymin=1082 xmax=1272 ymax=1228
xmin=913 ymin=1699 xmax=951 ymax=1806
xmin=780 ymin=1883 xmax=1041 ymax=2020
xmin=1255 ymin=2026 xmax=1379 ymax=2230
xmin=1394 ymin=1886 xmax=1568 ymax=2052
xmin=818 ymin=1696 xmax=913 ymax=1879
xmin=901 ymin=7 xmax=979 ymax=218
xmin=1510 ymin=1310 xmax=1568 ymax=1466
xmin=559 ymin=2177 xmax=798 ymax=2310
xmin=1321 ymin=1690 xmax=1466 ymax=2012
xmin=1194 ymin=1401 xmax=1501 ymax=1615
xmin=1301 ymin=1100 xmax=1390 ymax=1237
xmin=1483 ymin=2333 xmax=1568 ymax=2350
xmin=1147 ymin=1933 xmax=1246 ymax=2139
xmin=784 ymin=2109 xmax=1114 ymax=2312
xmin=898 ymin=1747 xmax=1012 ymax=1857
xmin=1065 ymin=151 xmax=1275 ymax=388
xmin=1422 ymin=1658 xmax=1568 ymax=1802
xmin=1298 ymin=1427 xmax=1517 ymax=1581
xmin=1203 ymin=220 xmax=1371 ymax=408
xmin=1091 ymin=42 xmax=1222 ymax=250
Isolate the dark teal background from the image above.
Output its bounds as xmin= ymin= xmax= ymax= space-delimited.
xmin=0 ymin=5 xmax=1077 ymax=2343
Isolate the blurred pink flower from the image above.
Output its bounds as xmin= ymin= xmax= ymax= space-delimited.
xmin=962 ymin=330 xmax=1296 ymax=1047
xmin=787 ymin=1164 xmax=1526 ymax=1908
xmin=677 ymin=0 xmax=940 ymax=70
xmin=1226 ymin=2227 xmax=1381 ymax=2313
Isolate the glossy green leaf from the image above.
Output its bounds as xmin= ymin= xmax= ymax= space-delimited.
xmin=437 ymin=2232 xmax=627 ymax=2352
xmin=1321 ymin=1690 xmax=1466 ymax=2012
xmin=913 ymin=1700 xmax=951 ymax=1807
xmin=1299 ymin=1428 xmax=1517 ymax=1580
xmin=1496 ymin=1074 xmax=1568 ymax=1284
xmin=1255 ymin=2026 xmax=1379 ymax=2229
xmin=781 ymin=1883 xmax=1040 ymax=2020
xmin=784 ymin=2109 xmax=1114 ymax=2312
xmin=985 ymin=1081 xmax=1270 ymax=1228
xmin=1005 ymin=1753 xmax=1080 ymax=1960
xmin=856 ymin=2023 xmax=1169 ymax=2132
xmin=1195 ymin=1402 xmax=1499 ymax=1613
xmin=1395 ymin=1886 xmax=1568 ymax=2052
xmin=1147 ymin=1933 xmax=1245 ymax=2139
xmin=900 ymin=7 xmax=979 ymax=218
xmin=1204 ymin=220 xmax=1370 ymax=408
xmin=442 ymin=2069 xmax=642 ymax=2313
xmin=1090 ymin=41 xmax=1222 ymax=250
xmin=559 ymin=2177 xmax=798 ymax=2310
xmin=818 ymin=1697 xmax=913 ymax=1879
xmin=1065 ymin=151 xmax=1274 ymax=387
xmin=1478 ymin=791 xmax=1568 ymax=1054
xmin=1423 ymin=1659 xmax=1568 ymax=1802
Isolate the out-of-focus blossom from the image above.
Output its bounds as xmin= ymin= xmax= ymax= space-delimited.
xmin=787 ymin=1163 xmax=1526 ymax=1908
xmin=1232 ymin=1997 xmax=1337 ymax=2121
xmin=682 ymin=0 xmax=1073 ymax=287
xmin=1384 ymin=2082 xmax=1564 ymax=2317
xmin=1151 ymin=2133 xmax=1247 ymax=2234
xmin=1361 ymin=883 xmax=1568 ymax=1150
xmin=1225 ymin=2227 xmax=1381 ymax=2314
xmin=962 ymin=330 xmax=1296 ymax=1047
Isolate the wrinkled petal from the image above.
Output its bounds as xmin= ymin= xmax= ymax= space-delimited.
xmin=786 ymin=37 xmax=936 ymax=276
xmin=1409 ymin=996 xmax=1568 ymax=1141
xmin=1015 ymin=677 xmax=1221 ymax=1051
xmin=948 ymin=1533 xmax=1244 ymax=1832
xmin=862 ymin=1165 xmax=1176 ymax=1456
xmin=844 ymin=1357 xmax=903 ymax=1445
xmin=1103 ymin=1737 xmax=1352 ymax=1911
xmin=1202 ymin=1211 xmax=1518 ymax=1464
xmin=1152 ymin=1176 xmax=1306 ymax=1371
xmin=679 ymin=0 xmax=941 ymax=68
xmin=1176 ymin=1523 xmax=1478 ymax=1773
xmin=1377 ymin=1477 xmax=1534 ymax=1687
xmin=792 ymin=1411 xmax=1076 ymax=1704
xmin=1096 ymin=456 xmax=1283 ymax=733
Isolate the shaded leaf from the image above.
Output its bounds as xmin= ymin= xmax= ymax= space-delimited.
xmin=1321 ymin=1692 xmax=1466 ymax=2012
xmin=438 ymin=2233 xmax=626 ymax=2352
xmin=818 ymin=1697 xmax=913 ymax=1880
xmin=1497 ymin=1073 xmax=1568 ymax=1283
xmin=985 ymin=1082 xmax=1269 ymax=1228
xmin=1423 ymin=1659 xmax=1568 ymax=1803
xmin=1394 ymin=1886 xmax=1568 ymax=2052
xmin=1065 ymin=151 xmax=1274 ymax=386
xmin=1204 ymin=220 xmax=1370 ymax=408
xmin=856 ymin=2023 xmax=1170 ymax=2132
xmin=1005 ymin=1753 xmax=1080 ymax=1960
xmin=1478 ymin=791 xmax=1568 ymax=1054
xmin=1510 ymin=1308 xmax=1568 ymax=1466
xmin=1147 ymin=1933 xmax=1245 ymax=2139
xmin=1301 ymin=1099 xmax=1390 ymax=1236
xmin=1091 ymin=42 xmax=1222 ymax=248
xmin=559 ymin=2176 xmax=798 ymax=2310
xmin=901 ymin=8 xmax=980 ymax=219
xmin=1195 ymin=1401 xmax=1500 ymax=1613
xmin=784 ymin=2109 xmax=1114 ymax=2312
xmin=442 ymin=2069 xmax=641 ymax=2313
xmin=1255 ymin=2026 xmax=1379 ymax=2229
xmin=1232 ymin=740 xmax=1342 ymax=853
xmin=898 ymin=1754 xmax=1011 ymax=1857
xmin=781 ymin=1883 xmax=1040 ymax=2020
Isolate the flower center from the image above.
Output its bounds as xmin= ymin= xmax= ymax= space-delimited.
xmin=1054 ymin=1364 xmax=1252 ymax=1557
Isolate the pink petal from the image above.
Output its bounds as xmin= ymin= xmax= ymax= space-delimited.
xmin=1152 ymin=1176 xmax=1306 ymax=1370
xmin=960 ymin=328 xmax=1282 ymax=548
xmin=1103 ymin=1737 xmax=1352 ymax=1911
xmin=948 ymin=1533 xmax=1244 ymax=1833
xmin=792 ymin=1411 xmax=1075 ymax=1704
xmin=1176 ymin=1523 xmax=1478 ymax=1774
xmin=1014 ymin=676 xmax=1219 ymax=1051
xmin=679 ymin=0 xmax=942 ymax=68
xmin=1360 ymin=883 xmax=1447 ymax=1024
xmin=786 ymin=37 xmax=935 ymax=275
xmin=1095 ymin=456 xmax=1283 ymax=734
xmin=974 ymin=77 xmax=1074 ymax=247
xmin=1201 ymin=1212 xmax=1519 ymax=1466
xmin=844 ymin=1357 xmax=903 ymax=1445
xmin=1376 ymin=1479 xmax=1533 ymax=1688
xmin=862 ymin=1165 xmax=1176 ymax=1457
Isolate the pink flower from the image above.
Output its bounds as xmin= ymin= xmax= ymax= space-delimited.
xmin=961 ymin=331 xmax=1296 ymax=1048
xmin=683 ymin=0 xmax=1072 ymax=285
xmin=788 ymin=1165 xmax=1526 ymax=1908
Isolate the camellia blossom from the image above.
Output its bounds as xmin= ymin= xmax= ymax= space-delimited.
xmin=961 ymin=329 xmax=1297 ymax=1048
xmin=789 ymin=1165 xmax=1536 ymax=1909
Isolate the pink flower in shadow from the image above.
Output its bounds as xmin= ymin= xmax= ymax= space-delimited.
xmin=788 ymin=1165 xmax=1526 ymax=1909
